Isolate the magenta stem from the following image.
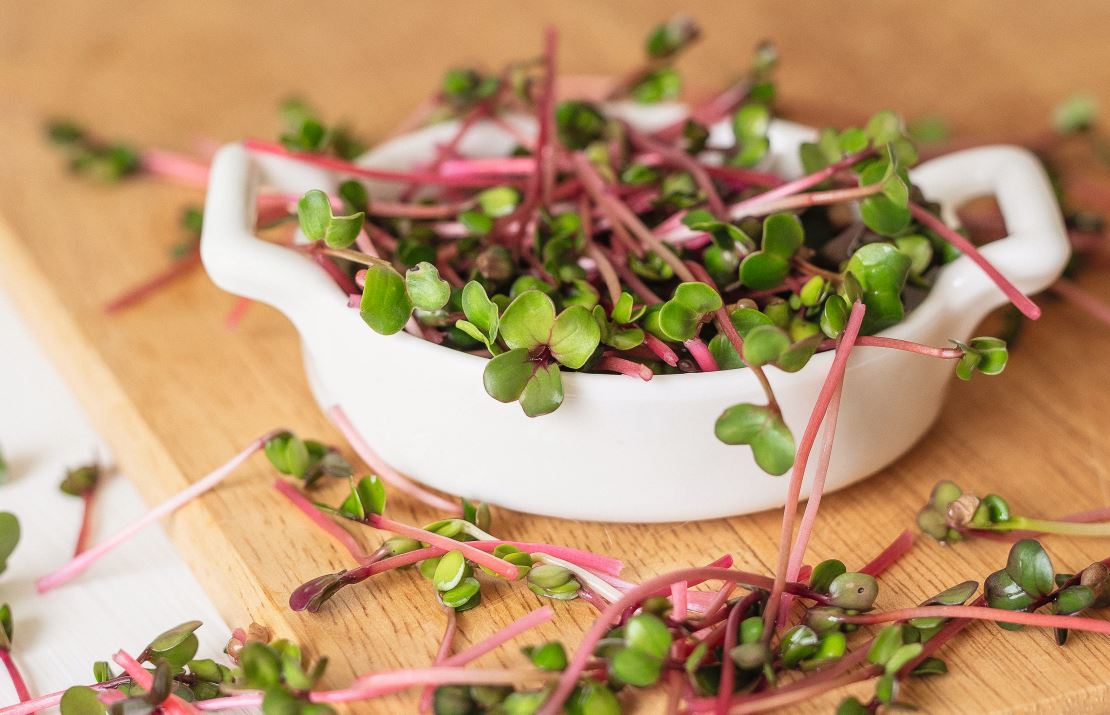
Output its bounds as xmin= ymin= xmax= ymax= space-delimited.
xmin=596 ymin=354 xmax=653 ymax=381
xmin=272 ymin=479 xmax=371 ymax=562
xmin=243 ymin=139 xmax=518 ymax=188
xmin=627 ymin=129 xmax=727 ymax=219
xmin=779 ymin=381 xmax=845 ymax=629
xmin=859 ymin=529 xmax=915 ymax=577
xmin=643 ymin=334 xmax=680 ymax=366
xmin=909 ymin=202 xmax=1040 ymax=319
xmin=327 ymin=406 xmax=462 ymax=515
xmin=113 ymin=651 xmax=197 ymax=715
xmin=837 ymin=335 xmax=963 ymax=359
xmin=841 ymin=605 xmax=1110 ymax=634
xmin=36 ymin=430 xmax=283 ymax=593
xmin=716 ymin=601 xmax=745 ymax=714
xmin=762 ymin=300 xmax=866 ymax=637
xmin=224 ymin=296 xmax=253 ymax=330
xmin=103 ymin=249 xmax=202 ymax=314
xmin=141 ymin=149 xmax=210 ymax=187
xmin=0 ymin=649 xmax=31 ymax=705
xmin=573 ymin=154 xmax=695 ymax=282
xmin=726 ymin=149 xmax=875 ymax=219
xmin=684 ymin=337 xmax=719 ymax=372
xmin=419 ymin=608 xmax=458 ymax=712
xmin=365 ymin=514 xmax=519 ymax=580
xmin=670 ymin=581 xmax=688 ymax=620
xmin=738 ymin=181 xmax=883 ymax=217
xmin=654 ymin=80 xmax=752 ymax=142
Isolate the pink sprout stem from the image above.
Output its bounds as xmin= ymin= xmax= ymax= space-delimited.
xmin=596 ymin=355 xmax=653 ymax=381
xmin=779 ymin=382 xmax=845 ymax=629
xmin=670 ymin=582 xmax=688 ymax=620
xmin=643 ymin=334 xmax=680 ymax=366
xmin=726 ymin=149 xmax=874 ymax=219
xmin=312 ymin=252 xmax=359 ymax=295
xmin=1051 ymin=278 xmax=1110 ymax=327
xmin=536 ymin=566 xmax=820 ymax=715
xmin=840 ymin=605 xmax=1110 ymax=634
xmin=113 ymin=650 xmax=197 ymax=715
xmin=736 ymin=181 xmax=883 ymax=218
xmin=654 ymin=80 xmax=752 ymax=142
xmin=364 ymin=514 xmax=519 ymax=580
xmin=836 ymin=335 xmax=963 ymax=359
xmin=103 ymin=248 xmax=202 ymax=314
xmin=762 ymin=301 xmax=865 ymax=637
xmin=419 ymin=608 xmax=458 ymax=712
xmin=36 ymin=430 xmax=283 ymax=593
xmin=272 ymin=479 xmax=370 ymax=562
xmin=73 ymin=490 xmax=97 ymax=557
xmin=327 ymin=405 xmax=462 ymax=515
xmin=573 ymin=154 xmax=696 ymax=282
xmin=243 ymin=139 xmax=519 ymax=188
xmin=909 ymin=202 xmax=1041 ymax=319
xmin=141 ymin=149 xmax=210 ymax=187
xmin=716 ymin=600 xmax=745 ymax=714
xmin=683 ymin=338 xmax=719 ymax=372
xmin=859 ymin=529 xmax=916 ymax=577
xmin=0 ymin=649 xmax=31 ymax=705
xmin=627 ymin=129 xmax=727 ymax=218
xmin=224 ymin=296 xmax=253 ymax=330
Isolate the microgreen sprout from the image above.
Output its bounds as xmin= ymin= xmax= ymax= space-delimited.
xmin=59 ymin=462 xmax=101 ymax=557
xmin=918 ymin=481 xmax=1110 ymax=542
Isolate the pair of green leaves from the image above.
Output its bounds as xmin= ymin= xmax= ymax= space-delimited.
xmin=430 ymin=550 xmax=482 ymax=612
xmin=866 ymin=624 xmax=924 ymax=704
xmin=916 ymin=480 xmax=965 ymax=542
xmin=606 ymin=613 xmax=673 ymax=687
xmin=953 ymin=337 xmax=1008 ymax=380
xmin=824 ymin=242 xmax=912 ymax=336
xmin=526 ymin=563 xmax=580 ymax=601
xmin=707 ymin=306 xmax=820 ymax=374
xmin=297 ymin=189 xmax=365 ymax=249
xmin=731 ymin=102 xmax=771 ymax=167
xmin=739 ymin=213 xmax=804 ymax=290
xmin=264 ymin=432 xmax=352 ymax=488
xmin=455 ymin=281 xmax=502 ymax=352
xmin=360 ymin=262 xmax=451 ymax=335
xmin=459 ymin=186 xmax=521 ymax=237
xmin=985 ymin=539 xmax=1059 ymax=633
xmin=482 ymin=290 xmax=601 ymax=417
xmin=279 ymin=98 xmax=363 ymax=160
xmin=653 ymin=282 xmax=722 ymax=342
xmin=777 ymin=624 xmax=846 ymax=670
xmin=337 ymin=475 xmax=386 ymax=521
xmin=593 ymin=292 xmax=646 ymax=350
xmin=440 ymin=68 xmax=501 ymax=110
xmin=238 ymin=639 xmax=333 ymax=714
xmin=714 ymin=403 xmax=795 ymax=476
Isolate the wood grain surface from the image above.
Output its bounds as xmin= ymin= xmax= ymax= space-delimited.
xmin=2 ymin=2 xmax=1110 ymax=712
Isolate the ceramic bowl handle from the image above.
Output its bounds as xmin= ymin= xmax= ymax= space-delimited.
xmin=200 ymin=143 xmax=344 ymax=327
xmin=911 ymin=145 xmax=1070 ymax=321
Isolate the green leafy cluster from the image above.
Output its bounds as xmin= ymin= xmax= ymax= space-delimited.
xmin=984 ymin=540 xmax=1110 ymax=644
xmin=44 ymin=119 xmax=140 ymax=182
xmin=264 ymin=431 xmax=352 ymax=488
xmin=279 ymin=97 xmax=365 ymax=160
xmin=480 ymin=289 xmax=601 ymax=417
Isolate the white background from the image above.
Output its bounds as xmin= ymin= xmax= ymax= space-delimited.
xmin=0 ymin=285 xmax=238 ymax=710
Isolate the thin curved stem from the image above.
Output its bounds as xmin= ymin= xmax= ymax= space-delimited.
xmin=762 ymin=301 xmax=865 ymax=639
xmin=909 ymin=202 xmax=1040 ymax=320
xmin=839 ymin=605 xmax=1110 ymax=633
xmin=0 ymin=649 xmax=30 ymax=704
xmin=37 ymin=430 xmax=283 ymax=593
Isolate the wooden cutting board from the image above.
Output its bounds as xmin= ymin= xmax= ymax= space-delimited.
xmin=2 ymin=1 xmax=1110 ymax=711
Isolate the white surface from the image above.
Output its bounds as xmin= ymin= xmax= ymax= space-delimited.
xmin=0 ymin=286 xmax=237 ymax=710
xmin=202 ymin=106 xmax=1069 ymax=522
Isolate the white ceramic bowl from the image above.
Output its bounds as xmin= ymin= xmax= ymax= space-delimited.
xmin=201 ymin=105 xmax=1069 ymax=522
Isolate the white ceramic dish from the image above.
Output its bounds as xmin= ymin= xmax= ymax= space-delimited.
xmin=201 ymin=105 xmax=1069 ymax=522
